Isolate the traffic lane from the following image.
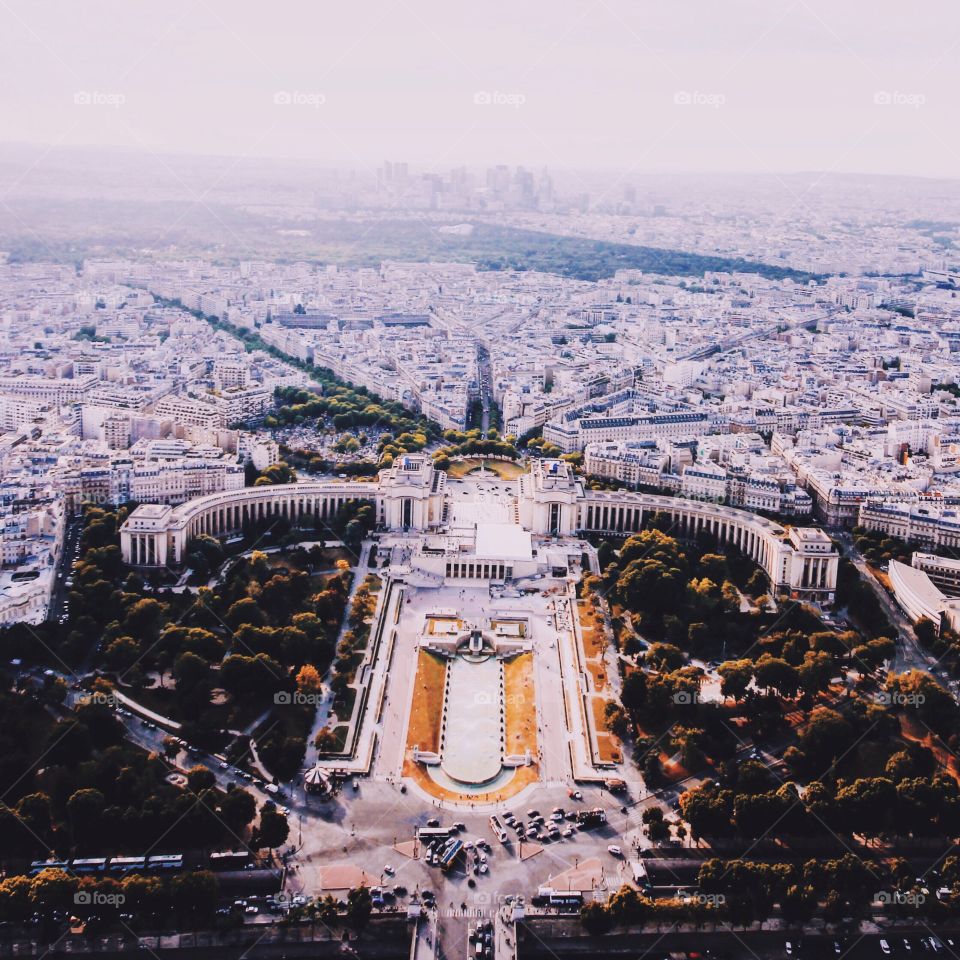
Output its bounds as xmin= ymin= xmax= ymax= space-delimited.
xmin=517 ymin=929 xmax=958 ymax=960
xmin=70 ymin=695 xmax=273 ymax=805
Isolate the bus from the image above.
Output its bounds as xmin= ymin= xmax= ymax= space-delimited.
xmin=489 ymin=815 xmax=509 ymax=843
xmin=147 ymin=854 xmax=183 ymax=872
xmin=209 ymin=850 xmax=252 ymax=871
xmin=548 ymin=894 xmax=583 ymax=913
xmin=439 ymin=840 xmax=463 ymax=872
xmin=576 ymin=807 xmax=607 ymax=827
xmin=417 ymin=826 xmax=453 ymax=842
xmin=108 ymin=856 xmax=146 ymax=874
xmin=72 ymin=858 xmax=108 ymax=875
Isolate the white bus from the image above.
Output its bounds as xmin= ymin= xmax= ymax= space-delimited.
xmin=489 ymin=815 xmax=509 ymax=843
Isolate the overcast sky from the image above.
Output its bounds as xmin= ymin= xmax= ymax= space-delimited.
xmin=1 ymin=0 xmax=957 ymax=178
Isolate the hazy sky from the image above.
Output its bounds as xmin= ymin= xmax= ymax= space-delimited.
xmin=1 ymin=0 xmax=958 ymax=178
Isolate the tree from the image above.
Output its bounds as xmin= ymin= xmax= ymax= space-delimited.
xmin=621 ymin=671 xmax=647 ymax=713
xmin=253 ymin=802 xmax=290 ymax=850
xmin=346 ymin=885 xmax=372 ymax=930
xmin=170 ymin=871 xmax=219 ymax=922
xmin=699 ymin=553 xmax=729 ymax=584
xmin=219 ymin=789 xmax=258 ymax=833
xmin=315 ymin=728 xmax=340 ymax=753
xmin=754 ymin=655 xmax=800 ymax=699
xmin=718 ymin=660 xmax=754 ymax=702
xmin=914 ymin=618 xmax=937 ymax=647
xmin=186 ymin=766 xmax=216 ymax=793
xmin=679 ymin=782 xmax=734 ymax=839
xmin=596 ymin=540 xmax=616 ymax=573
xmin=835 ymin=777 xmax=897 ymax=837
xmin=120 ymin=875 xmax=166 ymax=918
xmin=220 ymin=653 xmax=284 ymax=700
xmin=797 ymin=650 xmax=834 ymax=697
xmin=886 ymin=670 xmax=958 ymax=735
xmin=29 ymin=869 xmax=78 ymax=916
xmin=642 ymin=807 xmax=670 ymax=842
xmin=604 ymin=701 xmax=630 ymax=739
xmin=123 ymin=598 xmax=167 ymax=644
xmin=296 ymin=664 xmax=322 ymax=694
xmin=0 ymin=875 xmax=34 ymax=923
xmin=580 ymin=900 xmax=614 ymax=934
xmin=66 ymin=788 xmax=106 ymax=846
xmin=798 ymin=706 xmax=854 ymax=775
xmin=745 ymin=569 xmax=768 ymax=598
xmin=646 ymin=642 xmax=685 ymax=671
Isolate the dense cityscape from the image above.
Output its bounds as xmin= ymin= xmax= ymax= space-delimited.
xmin=2 ymin=2 xmax=960 ymax=959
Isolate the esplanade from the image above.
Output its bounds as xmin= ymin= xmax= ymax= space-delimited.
xmin=120 ymin=455 xmax=838 ymax=599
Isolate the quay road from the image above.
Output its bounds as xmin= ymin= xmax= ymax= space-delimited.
xmin=834 ymin=531 xmax=957 ymax=687
xmin=517 ymin=929 xmax=960 ymax=960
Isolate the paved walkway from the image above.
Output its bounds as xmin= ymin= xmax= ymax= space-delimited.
xmin=306 ymin=540 xmax=373 ymax=767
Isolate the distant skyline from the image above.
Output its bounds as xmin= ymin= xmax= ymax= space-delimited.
xmin=0 ymin=0 xmax=958 ymax=179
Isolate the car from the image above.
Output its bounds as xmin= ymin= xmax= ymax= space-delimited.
xmin=785 ymin=942 xmax=793 ymax=955
xmin=219 ymin=761 xmax=229 ymax=769
xmin=244 ymin=905 xmax=258 ymax=915
xmin=834 ymin=943 xmax=842 ymax=956
xmin=880 ymin=941 xmax=892 ymax=956
xmin=464 ymin=841 xmax=475 ymax=851
xmin=526 ymin=809 xmax=540 ymax=818
xmin=352 ymin=778 xmax=359 ymax=791
xmin=453 ymin=822 xmax=466 ymax=831
xmin=383 ymin=865 xmax=395 ymax=875
xmin=904 ymin=941 xmax=912 ymax=952
xmin=569 ymin=790 xmax=583 ymax=801
xmin=427 ymin=817 xmax=440 ymax=827
xmin=562 ymin=828 xmax=574 ymax=838
xmin=607 ymin=844 xmax=623 ymax=856
xmin=478 ymin=863 xmax=488 ymax=874
xmin=551 ymin=812 xmax=564 ymax=821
